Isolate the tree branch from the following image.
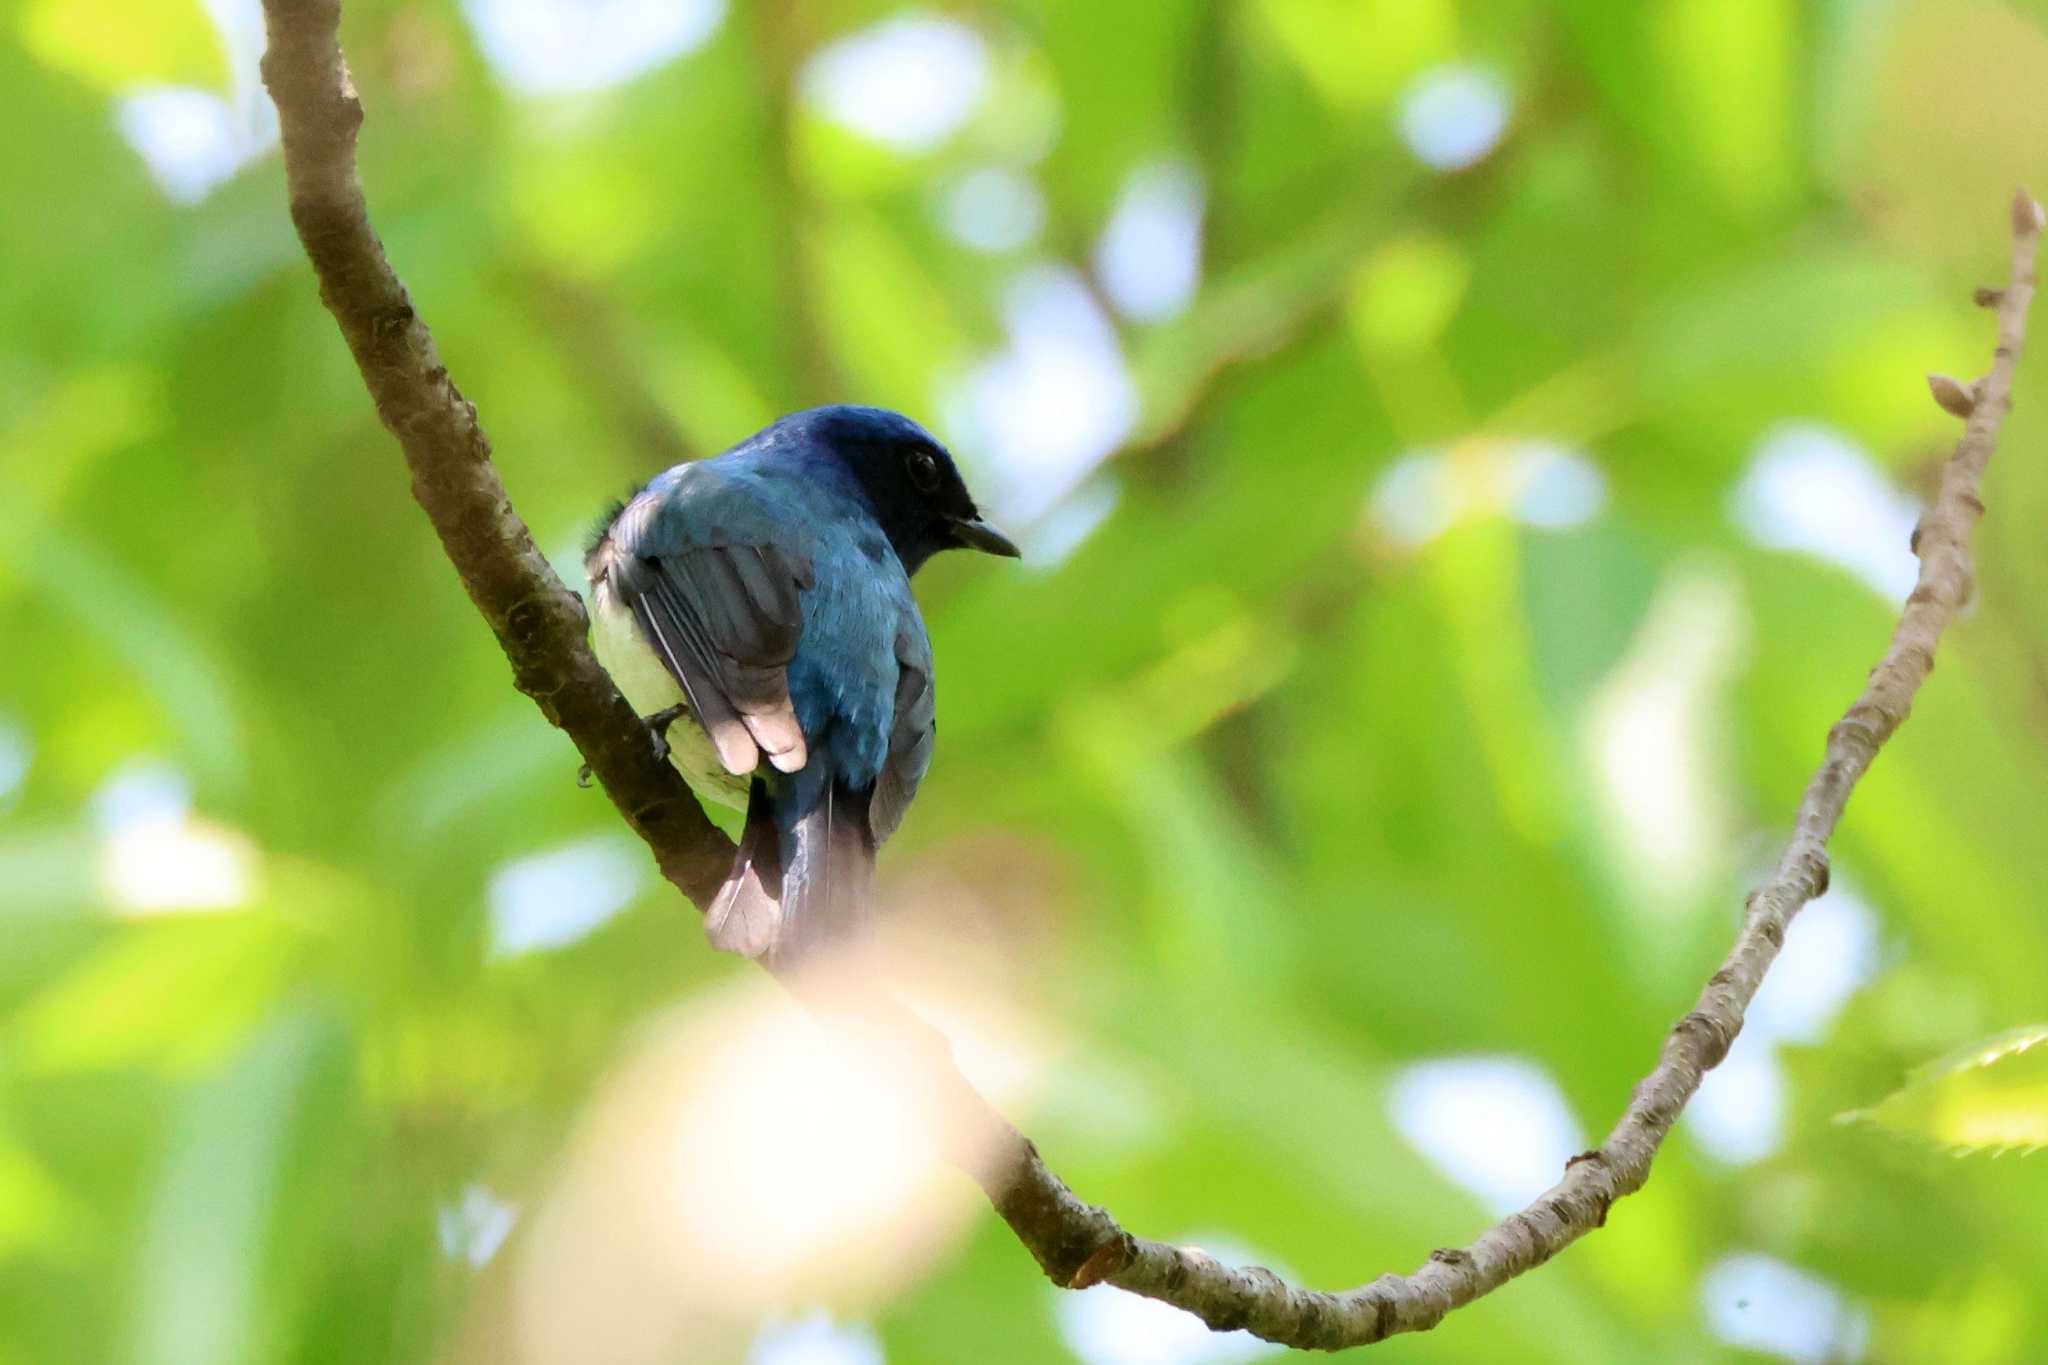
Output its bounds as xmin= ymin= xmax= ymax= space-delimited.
xmin=257 ymin=0 xmax=733 ymax=907
xmin=257 ymin=0 xmax=2039 ymax=1349
xmin=1002 ymin=190 xmax=2039 ymax=1346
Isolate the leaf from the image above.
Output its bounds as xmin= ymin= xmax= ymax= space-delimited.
xmin=1840 ymin=1025 xmax=2048 ymax=1155
xmin=129 ymin=1009 xmax=353 ymax=1365
xmin=1346 ymin=234 xmax=1471 ymax=358
xmin=1652 ymin=0 xmax=1797 ymax=215
xmin=12 ymin=917 xmax=295 ymax=1076
xmin=1252 ymin=0 xmax=1454 ymax=110
xmin=19 ymin=0 xmax=229 ymax=94
xmin=0 ymin=523 xmax=250 ymax=798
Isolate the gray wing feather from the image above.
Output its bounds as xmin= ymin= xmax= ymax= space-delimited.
xmin=613 ymin=541 xmax=814 ymax=774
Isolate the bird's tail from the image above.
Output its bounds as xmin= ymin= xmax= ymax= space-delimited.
xmin=706 ymin=774 xmax=874 ymax=969
xmin=705 ymin=780 xmax=783 ymax=959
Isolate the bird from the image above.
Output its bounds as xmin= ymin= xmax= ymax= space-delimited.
xmin=583 ymin=405 xmax=1019 ymax=969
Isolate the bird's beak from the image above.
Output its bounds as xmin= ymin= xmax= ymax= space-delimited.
xmin=951 ymin=516 xmax=1021 ymax=558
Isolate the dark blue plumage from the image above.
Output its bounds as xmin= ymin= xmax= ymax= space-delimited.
xmin=585 ymin=405 xmax=1017 ymax=966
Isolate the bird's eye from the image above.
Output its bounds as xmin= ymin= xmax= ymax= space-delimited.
xmin=906 ymin=450 xmax=941 ymax=493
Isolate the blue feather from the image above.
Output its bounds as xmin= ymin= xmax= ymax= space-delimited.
xmin=586 ymin=405 xmax=1015 ymax=965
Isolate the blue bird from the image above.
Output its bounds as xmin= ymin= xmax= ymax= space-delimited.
xmin=584 ymin=405 xmax=1018 ymax=967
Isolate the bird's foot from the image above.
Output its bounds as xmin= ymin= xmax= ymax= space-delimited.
xmin=644 ymin=704 xmax=688 ymax=766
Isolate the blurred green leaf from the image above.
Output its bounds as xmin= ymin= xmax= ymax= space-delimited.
xmin=1654 ymin=0 xmax=1799 ymax=215
xmin=128 ymin=1008 xmax=353 ymax=1365
xmin=1253 ymin=0 xmax=1454 ymax=110
xmin=18 ymin=0 xmax=228 ymax=94
xmin=1347 ymin=233 xmax=1470 ymax=357
xmin=12 ymin=916 xmax=294 ymax=1076
xmin=1842 ymin=1024 xmax=2048 ymax=1155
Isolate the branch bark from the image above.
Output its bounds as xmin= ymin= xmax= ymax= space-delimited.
xmin=257 ymin=0 xmax=732 ymax=907
xmin=257 ymin=0 xmax=2039 ymax=1348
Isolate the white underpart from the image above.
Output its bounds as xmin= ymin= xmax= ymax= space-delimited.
xmin=589 ymin=576 xmax=750 ymax=810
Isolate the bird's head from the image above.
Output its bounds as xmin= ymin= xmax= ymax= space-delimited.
xmin=782 ymin=405 xmax=1019 ymax=574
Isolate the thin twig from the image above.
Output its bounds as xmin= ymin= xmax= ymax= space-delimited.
xmin=976 ymin=190 xmax=2039 ymax=1347
xmin=257 ymin=0 xmax=2038 ymax=1348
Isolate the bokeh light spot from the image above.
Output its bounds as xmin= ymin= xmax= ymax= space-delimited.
xmin=1094 ymin=160 xmax=1204 ymax=323
xmin=946 ymin=265 xmax=1137 ymax=525
xmin=1388 ymin=1057 xmax=1582 ymax=1215
xmin=802 ymin=16 xmax=989 ymax=151
xmin=1731 ymin=423 xmax=1919 ymax=600
xmin=487 ymin=835 xmax=646 ymax=956
xmin=1397 ymin=64 xmax=1511 ymax=171
xmin=1701 ymin=1254 xmax=1869 ymax=1363
xmin=748 ymin=1313 xmax=884 ymax=1365
xmin=460 ymin=0 xmax=724 ymax=95
xmin=939 ymin=165 xmax=1046 ymax=254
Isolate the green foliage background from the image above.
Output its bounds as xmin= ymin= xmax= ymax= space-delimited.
xmin=4 ymin=0 xmax=2048 ymax=1360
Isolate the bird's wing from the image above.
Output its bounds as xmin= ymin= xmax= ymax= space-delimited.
xmin=606 ymin=498 xmax=816 ymax=775
xmin=867 ymin=623 xmax=934 ymax=844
